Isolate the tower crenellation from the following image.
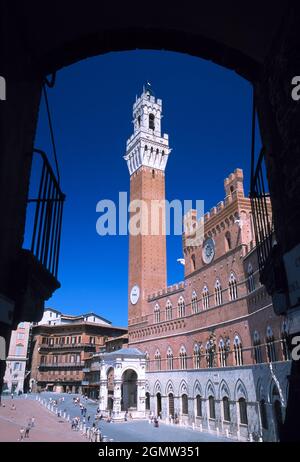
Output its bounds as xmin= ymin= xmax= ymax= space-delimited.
xmin=124 ymin=84 xmax=171 ymax=176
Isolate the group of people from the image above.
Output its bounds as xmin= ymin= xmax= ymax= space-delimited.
xmin=149 ymin=412 xmax=160 ymax=427
xmin=18 ymin=417 xmax=35 ymax=442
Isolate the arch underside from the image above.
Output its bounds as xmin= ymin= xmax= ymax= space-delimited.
xmin=11 ymin=2 xmax=286 ymax=81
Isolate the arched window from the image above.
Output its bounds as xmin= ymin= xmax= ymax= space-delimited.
xmin=280 ymin=321 xmax=290 ymax=360
xmin=238 ymin=397 xmax=248 ymax=425
xmin=166 ymin=300 xmax=172 ymax=321
xmin=149 ymin=113 xmax=155 ymax=130
xmin=137 ymin=115 xmax=141 ymax=127
xmin=225 ymin=231 xmax=231 ymax=252
xmin=202 ymin=286 xmax=209 ymax=310
xmin=247 ymin=263 xmax=255 ymax=292
xmin=191 ymin=254 xmax=196 ymax=271
xmin=191 ymin=291 xmax=199 ymax=314
xmin=145 ymin=352 xmax=150 ymax=371
xmin=253 ymin=331 xmax=262 ymax=363
xmin=234 ymin=335 xmax=243 ymax=366
xmin=266 ymin=326 xmax=277 ymax=362
xmin=167 ymin=347 xmax=174 ymax=371
xmin=179 ymin=346 xmax=187 ymax=370
xmin=155 ymin=350 xmax=161 ymax=371
xmin=219 ymin=338 xmax=228 ymax=367
xmin=214 ymin=279 xmax=223 ymax=306
xmin=193 ymin=343 xmax=201 ymax=369
xmin=182 ymin=394 xmax=188 ymax=415
xmin=229 ymin=272 xmax=238 ymax=300
xmin=196 ymin=395 xmax=202 ymax=417
xmin=223 ymin=396 xmax=231 ymax=422
xmin=206 ymin=341 xmax=215 ymax=368
xmin=178 ymin=297 xmax=185 ymax=318
xmin=145 ymin=392 xmax=150 ymax=410
xmin=260 ymin=399 xmax=268 ymax=429
xmin=154 ymin=304 xmax=160 ymax=323
xmin=209 ymin=396 xmax=216 ymax=419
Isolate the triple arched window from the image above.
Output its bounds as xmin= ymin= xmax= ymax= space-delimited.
xmin=154 ymin=304 xmax=160 ymax=323
xmin=214 ymin=279 xmax=223 ymax=306
xmin=155 ymin=349 xmax=161 ymax=371
xmin=233 ymin=335 xmax=243 ymax=366
xmin=253 ymin=331 xmax=263 ymax=363
xmin=193 ymin=343 xmax=201 ymax=369
xmin=191 ymin=291 xmax=199 ymax=314
xmin=178 ymin=296 xmax=186 ymax=318
xmin=167 ymin=347 xmax=174 ymax=370
xmin=166 ymin=300 xmax=172 ymax=321
xmin=247 ymin=263 xmax=255 ymax=292
xmin=228 ymin=272 xmax=238 ymax=300
xmin=266 ymin=326 xmax=277 ymax=362
xmin=179 ymin=346 xmax=187 ymax=370
xmin=202 ymin=286 xmax=209 ymax=310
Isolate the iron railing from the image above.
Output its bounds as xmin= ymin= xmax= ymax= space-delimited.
xmin=250 ymin=146 xmax=274 ymax=274
xmin=28 ymin=149 xmax=65 ymax=279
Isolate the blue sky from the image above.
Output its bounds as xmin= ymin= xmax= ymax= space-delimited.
xmin=29 ymin=50 xmax=257 ymax=327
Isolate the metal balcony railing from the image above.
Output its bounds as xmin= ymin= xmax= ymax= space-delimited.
xmin=250 ymin=146 xmax=274 ymax=275
xmin=28 ymin=149 xmax=65 ymax=279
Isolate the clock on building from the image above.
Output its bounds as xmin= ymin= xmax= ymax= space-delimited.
xmin=130 ymin=285 xmax=140 ymax=305
xmin=202 ymin=238 xmax=215 ymax=264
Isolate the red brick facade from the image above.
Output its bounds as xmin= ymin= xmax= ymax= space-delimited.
xmin=128 ymin=168 xmax=288 ymax=371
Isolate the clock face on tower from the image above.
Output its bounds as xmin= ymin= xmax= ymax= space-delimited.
xmin=130 ymin=285 xmax=140 ymax=305
xmin=202 ymin=238 xmax=215 ymax=264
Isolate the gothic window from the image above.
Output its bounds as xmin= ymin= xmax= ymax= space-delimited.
xmin=179 ymin=346 xmax=187 ymax=370
xmin=149 ymin=113 xmax=155 ymax=130
xmin=193 ymin=343 xmax=201 ymax=369
xmin=233 ymin=335 xmax=243 ymax=366
xmin=260 ymin=399 xmax=268 ymax=429
xmin=191 ymin=254 xmax=196 ymax=271
xmin=155 ymin=350 xmax=161 ymax=371
xmin=202 ymin=286 xmax=210 ymax=310
xmin=214 ymin=279 xmax=223 ymax=306
xmin=191 ymin=291 xmax=199 ymax=314
xmin=223 ymin=396 xmax=231 ymax=422
xmin=138 ymin=115 xmax=141 ymax=127
xmin=229 ymin=272 xmax=238 ymax=301
xmin=206 ymin=341 xmax=215 ymax=368
xmin=238 ymin=398 xmax=248 ymax=425
xmin=253 ymin=331 xmax=263 ymax=363
xmin=209 ymin=396 xmax=216 ymax=419
xmin=166 ymin=301 xmax=172 ymax=321
xmin=154 ymin=304 xmax=160 ymax=323
xmin=266 ymin=326 xmax=277 ymax=362
xmin=219 ymin=338 xmax=228 ymax=367
xmin=182 ymin=394 xmax=188 ymax=415
xmin=225 ymin=231 xmax=232 ymax=252
xmin=196 ymin=395 xmax=202 ymax=417
xmin=167 ymin=347 xmax=174 ymax=370
xmin=178 ymin=296 xmax=186 ymax=318
xmin=145 ymin=352 xmax=150 ymax=371
xmin=280 ymin=321 xmax=290 ymax=360
xmin=247 ymin=263 xmax=255 ymax=292
xmin=145 ymin=392 xmax=150 ymax=410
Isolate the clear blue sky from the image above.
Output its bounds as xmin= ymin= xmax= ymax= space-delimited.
xmin=29 ymin=50 xmax=257 ymax=327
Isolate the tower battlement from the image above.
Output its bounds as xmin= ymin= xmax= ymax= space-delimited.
xmin=124 ymin=85 xmax=171 ymax=176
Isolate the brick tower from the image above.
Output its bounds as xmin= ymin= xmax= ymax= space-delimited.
xmin=124 ymin=85 xmax=171 ymax=327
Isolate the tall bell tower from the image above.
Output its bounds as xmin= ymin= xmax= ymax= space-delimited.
xmin=124 ymin=84 xmax=171 ymax=326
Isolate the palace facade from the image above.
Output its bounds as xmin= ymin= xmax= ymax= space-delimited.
xmin=98 ymin=86 xmax=291 ymax=442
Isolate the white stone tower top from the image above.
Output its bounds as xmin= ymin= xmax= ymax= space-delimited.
xmin=124 ymin=84 xmax=171 ymax=175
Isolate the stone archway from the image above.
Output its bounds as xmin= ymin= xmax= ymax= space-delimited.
xmin=156 ymin=392 xmax=162 ymax=417
xmin=121 ymin=369 xmax=138 ymax=412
